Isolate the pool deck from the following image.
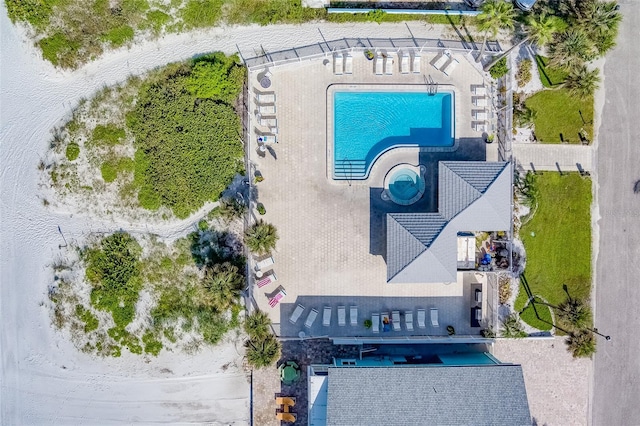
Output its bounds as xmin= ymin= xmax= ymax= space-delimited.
xmin=247 ymin=51 xmax=497 ymax=338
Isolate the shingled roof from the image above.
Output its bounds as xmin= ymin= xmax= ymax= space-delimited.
xmin=387 ymin=161 xmax=511 ymax=283
xmin=326 ymin=365 xmax=531 ymax=426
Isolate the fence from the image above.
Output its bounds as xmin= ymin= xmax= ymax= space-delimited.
xmin=243 ymin=37 xmax=502 ymax=70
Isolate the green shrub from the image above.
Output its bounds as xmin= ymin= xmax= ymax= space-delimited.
xmin=101 ymin=162 xmax=117 ymax=182
xmin=5 ymin=0 xmax=60 ymax=28
xmin=75 ymin=304 xmax=99 ymax=332
xmin=101 ymin=157 xmax=134 ymax=183
xmin=92 ymin=124 xmax=126 ymax=146
xmin=186 ymin=53 xmax=245 ymax=102
xmin=245 ymin=334 xmax=280 ymax=369
xmin=516 ymin=59 xmax=532 ymax=87
xmin=256 ymin=203 xmax=266 ymax=215
xmin=102 ymin=25 xmax=135 ymax=47
xmin=142 ymin=331 xmax=163 ymax=355
xmin=489 ymin=57 xmax=509 ymax=79
xmin=128 ymin=55 xmax=244 ymax=218
xmin=66 ymin=142 xmax=80 ymax=161
xmin=501 ymin=314 xmax=527 ymax=338
xmin=145 ymin=9 xmax=170 ymax=32
xmin=85 ymin=232 xmax=142 ymax=329
xmin=39 ymin=33 xmax=80 ymax=67
xmin=244 ymin=310 xmax=271 ymax=339
xmin=181 ymin=0 xmax=224 ymax=28
xmin=367 ymin=9 xmax=386 ymax=24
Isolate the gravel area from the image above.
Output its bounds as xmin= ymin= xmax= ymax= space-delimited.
xmin=493 ymin=337 xmax=591 ymax=426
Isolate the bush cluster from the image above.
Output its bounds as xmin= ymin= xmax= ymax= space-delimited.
xmin=65 ymin=142 xmax=80 ymax=161
xmin=244 ymin=310 xmax=280 ymax=369
xmin=516 ymin=59 xmax=532 ymax=87
xmin=489 ymin=57 xmax=509 ymax=79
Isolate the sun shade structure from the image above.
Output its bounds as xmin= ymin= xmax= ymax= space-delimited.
xmin=386 ymin=161 xmax=511 ymax=284
xmin=325 ymin=365 xmax=531 ymax=426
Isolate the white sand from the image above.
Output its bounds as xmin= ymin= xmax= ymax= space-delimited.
xmin=0 ymin=6 xmax=480 ymax=423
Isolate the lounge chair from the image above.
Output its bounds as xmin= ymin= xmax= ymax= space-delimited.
xmin=276 ymin=412 xmax=296 ymax=423
xmin=334 ymin=52 xmax=343 ymax=75
xmin=475 ymin=288 xmax=483 ymax=303
xmin=344 ymin=53 xmax=353 ymax=75
xmin=268 ymin=288 xmax=286 ymax=308
xmin=374 ymin=53 xmax=383 ymax=75
xmin=473 ymin=109 xmax=488 ymax=120
xmin=257 ymin=133 xmax=277 ymax=144
xmin=258 ymin=104 xmax=276 ymax=115
xmin=256 ymin=271 xmax=277 ymax=288
xmin=475 ymin=307 xmax=483 ymax=321
xmin=400 ymin=51 xmax=410 ymax=74
xmin=289 ymin=304 xmax=305 ymax=324
xmin=384 ymin=55 xmax=393 ymax=75
xmin=323 ymin=306 xmax=332 ymax=326
xmin=338 ymin=306 xmax=346 ymax=326
xmin=417 ymin=309 xmax=426 ymax=329
xmin=431 ymin=52 xmax=449 ymax=70
xmin=256 ymin=91 xmax=276 ymax=104
xmin=304 ymin=308 xmax=319 ymax=328
xmin=472 ymin=121 xmax=487 ymax=132
xmin=275 ymin=397 xmax=296 ymax=407
xmin=405 ymin=311 xmax=414 ymax=331
xmin=473 ymin=96 xmax=488 ymax=107
xmin=442 ymin=57 xmax=459 ymax=76
xmin=255 ymin=256 xmax=274 ymax=271
xmin=430 ymin=308 xmax=439 ymax=327
xmin=473 ymin=85 xmax=487 ymax=96
xmin=392 ymin=311 xmax=401 ymax=331
xmin=259 ymin=116 xmax=277 ymax=127
xmin=372 ymin=313 xmax=380 ymax=333
xmin=350 ymin=306 xmax=358 ymax=326
xmin=412 ymin=52 xmax=421 ymax=73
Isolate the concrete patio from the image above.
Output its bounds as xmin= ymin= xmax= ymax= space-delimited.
xmin=247 ymin=50 xmax=500 ymax=339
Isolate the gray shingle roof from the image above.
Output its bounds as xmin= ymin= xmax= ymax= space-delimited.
xmin=387 ymin=161 xmax=511 ymax=283
xmin=326 ymin=365 xmax=531 ymax=426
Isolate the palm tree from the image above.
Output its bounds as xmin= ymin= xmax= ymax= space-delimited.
xmin=475 ymin=0 xmax=516 ymax=63
xmin=244 ymin=220 xmax=278 ymax=255
xmin=484 ymin=13 xmax=565 ymax=71
xmin=564 ymin=65 xmax=601 ymax=98
xmin=548 ymin=29 xmax=596 ymax=71
xmin=202 ymin=262 xmax=245 ymax=311
xmin=219 ymin=196 xmax=247 ymax=221
xmin=244 ymin=309 xmax=271 ymax=339
xmin=555 ymin=296 xmax=593 ymax=330
xmin=565 ymin=329 xmax=596 ymax=358
xmin=581 ymin=1 xmax=622 ymax=36
xmin=500 ymin=314 xmax=527 ymax=338
xmin=245 ymin=334 xmax=281 ymax=369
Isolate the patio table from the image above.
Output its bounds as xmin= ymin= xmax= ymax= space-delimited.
xmin=280 ymin=361 xmax=300 ymax=384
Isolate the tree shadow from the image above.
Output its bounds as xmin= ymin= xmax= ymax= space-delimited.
xmin=190 ymin=229 xmax=245 ymax=270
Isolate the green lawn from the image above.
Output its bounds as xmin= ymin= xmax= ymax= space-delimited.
xmin=535 ymin=55 xmax=568 ymax=88
xmin=526 ymin=88 xmax=593 ymax=143
xmin=518 ymin=173 xmax=592 ymax=330
xmin=518 ymin=298 xmax=553 ymax=331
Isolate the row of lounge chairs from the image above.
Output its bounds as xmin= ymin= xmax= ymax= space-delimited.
xmin=254 ymin=89 xmax=278 ymax=138
xmin=471 ymin=84 xmax=489 ymax=132
xmin=431 ymin=50 xmax=459 ymax=76
xmin=290 ymin=305 xmax=359 ymax=328
xmin=333 ymin=52 xmax=353 ymax=75
xmin=371 ymin=308 xmax=439 ymax=333
xmin=373 ymin=51 xmax=421 ymax=75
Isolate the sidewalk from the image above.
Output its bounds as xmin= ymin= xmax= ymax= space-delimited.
xmin=513 ymin=143 xmax=594 ymax=173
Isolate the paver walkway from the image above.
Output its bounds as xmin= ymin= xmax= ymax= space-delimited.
xmin=513 ymin=143 xmax=593 ymax=173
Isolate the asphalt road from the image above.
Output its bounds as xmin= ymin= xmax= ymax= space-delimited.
xmin=591 ymin=1 xmax=640 ymax=424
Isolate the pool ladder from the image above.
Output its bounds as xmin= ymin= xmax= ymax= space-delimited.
xmin=423 ymin=74 xmax=438 ymax=95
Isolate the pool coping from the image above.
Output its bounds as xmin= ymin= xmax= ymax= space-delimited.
xmin=326 ymin=83 xmax=460 ymax=183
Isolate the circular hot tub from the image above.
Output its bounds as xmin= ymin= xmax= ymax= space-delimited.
xmin=382 ymin=164 xmax=426 ymax=205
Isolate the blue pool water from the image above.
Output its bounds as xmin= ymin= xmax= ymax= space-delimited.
xmin=333 ymin=91 xmax=454 ymax=179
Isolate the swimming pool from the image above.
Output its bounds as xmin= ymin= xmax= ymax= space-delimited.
xmin=332 ymin=89 xmax=455 ymax=179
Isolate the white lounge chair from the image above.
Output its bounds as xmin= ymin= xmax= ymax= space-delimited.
xmin=334 ymin=53 xmax=343 ymax=75
xmin=405 ymin=311 xmax=414 ymax=331
xmin=255 ymin=256 xmax=274 ymax=271
xmin=323 ymin=306 xmax=332 ymax=326
xmin=257 ymin=134 xmax=277 ymax=144
xmin=400 ymin=51 xmax=410 ymax=74
xmin=430 ymin=308 xmax=439 ymax=327
xmin=256 ymin=92 xmax=276 ymax=104
xmin=442 ymin=57 xmax=459 ymax=76
xmin=384 ymin=55 xmax=393 ymax=75
xmin=290 ymin=304 xmax=305 ymax=324
xmin=256 ymin=271 xmax=277 ymax=288
xmin=374 ymin=54 xmax=383 ymax=75
xmin=475 ymin=288 xmax=483 ymax=303
xmin=475 ymin=307 xmax=483 ymax=321
xmin=268 ymin=288 xmax=286 ymax=308
xmin=258 ymin=104 xmax=276 ymax=115
xmin=338 ymin=306 xmax=346 ymax=326
xmin=350 ymin=306 xmax=358 ymax=326
xmin=473 ymin=110 xmax=488 ymax=121
xmin=473 ymin=85 xmax=487 ymax=96
xmin=417 ymin=309 xmax=426 ymax=329
xmin=305 ymin=308 xmax=319 ymax=328
xmin=473 ymin=96 xmax=488 ymax=107
xmin=259 ymin=116 xmax=277 ymax=127
xmin=472 ymin=121 xmax=487 ymax=132
xmin=392 ymin=311 xmax=401 ymax=331
xmin=412 ymin=52 xmax=421 ymax=73
xmin=344 ymin=53 xmax=353 ymax=75
xmin=372 ymin=313 xmax=380 ymax=333
xmin=432 ymin=52 xmax=449 ymax=70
